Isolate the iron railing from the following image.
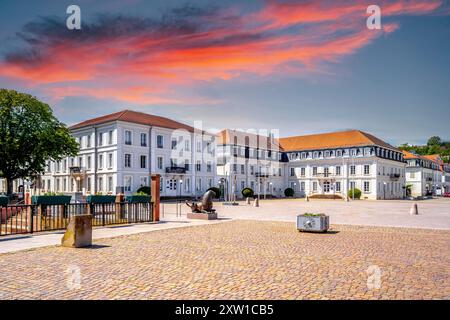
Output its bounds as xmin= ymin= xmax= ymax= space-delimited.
xmin=0 ymin=202 xmax=154 ymax=237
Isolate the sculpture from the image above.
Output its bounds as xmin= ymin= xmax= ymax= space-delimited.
xmin=186 ymin=190 xmax=216 ymax=213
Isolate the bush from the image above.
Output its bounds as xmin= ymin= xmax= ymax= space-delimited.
xmin=137 ymin=186 xmax=151 ymax=195
xmin=241 ymin=187 xmax=254 ymax=198
xmin=284 ymin=188 xmax=295 ymax=197
xmin=347 ymin=188 xmax=362 ymax=199
xmin=207 ymin=187 xmax=221 ymax=198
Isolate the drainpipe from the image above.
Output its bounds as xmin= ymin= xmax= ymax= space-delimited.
xmin=94 ymin=125 xmax=98 ymax=193
xmin=148 ymin=126 xmax=153 ymax=177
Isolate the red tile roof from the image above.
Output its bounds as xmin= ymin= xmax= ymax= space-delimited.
xmin=217 ymin=129 xmax=283 ymax=151
xmin=278 ymin=130 xmax=397 ymax=152
xmin=70 ymin=110 xmax=195 ymax=132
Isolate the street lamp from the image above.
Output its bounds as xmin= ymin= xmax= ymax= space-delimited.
xmin=383 ymin=181 xmax=387 ymax=200
xmin=179 ymin=179 xmax=183 ymax=198
xmin=269 ymin=182 xmax=273 ymax=197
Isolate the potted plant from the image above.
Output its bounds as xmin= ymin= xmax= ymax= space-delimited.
xmin=31 ymin=192 xmax=72 ymax=205
xmin=126 ymin=192 xmax=152 ymax=203
xmin=86 ymin=192 xmax=116 ymax=204
xmin=284 ymin=187 xmax=295 ymax=197
xmin=297 ymin=213 xmax=329 ymax=233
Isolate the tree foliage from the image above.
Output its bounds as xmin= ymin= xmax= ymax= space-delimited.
xmin=398 ymin=136 xmax=450 ymax=163
xmin=0 ymin=89 xmax=79 ymax=194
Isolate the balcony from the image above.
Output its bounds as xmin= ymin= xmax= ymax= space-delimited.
xmin=165 ymin=166 xmax=186 ymax=174
xmin=69 ymin=166 xmax=86 ymax=178
xmin=389 ymin=173 xmax=401 ymax=181
xmin=255 ymin=172 xmax=270 ymax=178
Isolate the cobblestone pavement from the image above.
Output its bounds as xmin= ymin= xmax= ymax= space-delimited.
xmin=0 ymin=220 xmax=449 ymax=300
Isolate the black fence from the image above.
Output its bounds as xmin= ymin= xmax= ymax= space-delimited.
xmin=0 ymin=202 xmax=154 ymax=237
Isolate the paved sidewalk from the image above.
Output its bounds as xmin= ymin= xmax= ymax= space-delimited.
xmin=0 ymin=217 xmax=229 ymax=254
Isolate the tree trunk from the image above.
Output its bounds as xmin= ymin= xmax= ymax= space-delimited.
xmin=6 ymin=177 xmax=13 ymax=197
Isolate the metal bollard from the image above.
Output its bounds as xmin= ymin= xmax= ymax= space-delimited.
xmin=410 ymin=203 xmax=418 ymax=215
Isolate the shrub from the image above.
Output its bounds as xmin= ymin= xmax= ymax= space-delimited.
xmin=137 ymin=186 xmax=151 ymax=195
xmin=241 ymin=187 xmax=254 ymax=198
xmin=207 ymin=187 xmax=221 ymax=198
xmin=284 ymin=188 xmax=295 ymax=197
xmin=347 ymin=188 xmax=362 ymax=199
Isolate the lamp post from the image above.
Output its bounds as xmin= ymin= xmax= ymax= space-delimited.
xmin=383 ymin=181 xmax=387 ymax=200
xmin=269 ymin=182 xmax=273 ymax=198
xmin=293 ymin=182 xmax=297 ymax=198
xmin=179 ymin=179 xmax=183 ymax=198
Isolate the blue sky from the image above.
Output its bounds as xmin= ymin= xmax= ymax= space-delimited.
xmin=0 ymin=0 xmax=449 ymax=145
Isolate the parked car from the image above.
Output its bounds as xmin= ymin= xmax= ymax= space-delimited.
xmin=443 ymin=192 xmax=450 ymax=198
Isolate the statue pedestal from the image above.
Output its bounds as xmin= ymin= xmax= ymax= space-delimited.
xmin=61 ymin=214 xmax=92 ymax=248
xmin=187 ymin=212 xmax=218 ymax=220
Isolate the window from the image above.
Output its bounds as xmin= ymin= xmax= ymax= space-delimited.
xmin=185 ymin=139 xmax=190 ymax=151
xmin=207 ymin=142 xmax=212 ymax=154
xmin=86 ymin=178 xmax=91 ymax=192
xmin=241 ymin=181 xmax=245 ymax=190
xmin=233 ymin=164 xmax=237 ymax=173
xmin=313 ymin=167 xmax=318 ymax=176
xmin=313 ymin=182 xmax=318 ymax=192
xmin=185 ymin=178 xmax=190 ymax=192
xmin=140 ymin=155 xmax=147 ymax=169
xmin=301 ymin=167 xmax=305 ymax=176
xmin=98 ymin=133 xmax=103 ymax=146
xmin=350 ymin=165 xmax=356 ymax=175
xmin=335 ymin=181 xmax=341 ymax=192
xmin=108 ymin=153 xmax=113 ymax=168
xmin=241 ymin=164 xmax=245 ymax=174
xmin=98 ymin=177 xmax=103 ymax=192
xmin=108 ymin=130 xmax=113 ymax=145
xmin=300 ymin=182 xmax=305 ymax=191
xmin=125 ymin=130 xmax=132 ymax=145
xmin=87 ymin=135 xmax=91 ymax=148
xmin=324 ymin=167 xmax=329 ymax=177
xmin=196 ymin=178 xmax=202 ymax=192
xmin=335 ymin=166 xmax=341 ymax=176
xmin=278 ymin=168 xmax=282 ymax=176
xmin=364 ymin=165 xmax=370 ymax=175
xmin=157 ymin=135 xmax=164 ymax=148
xmin=157 ymin=156 xmax=163 ymax=170
xmin=171 ymin=138 xmax=177 ymax=150
xmin=140 ymin=176 xmax=148 ymax=187
xmin=170 ymin=158 xmax=177 ymax=167
xmin=364 ymin=181 xmax=370 ymax=193
xmin=141 ymin=133 xmax=147 ymax=147
xmin=207 ymin=162 xmax=212 ymax=173
xmin=410 ymin=172 xmax=415 ymax=179
xmin=108 ymin=176 xmax=113 ymax=192
xmin=79 ymin=156 xmax=83 ymax=167
xmin=98 ymin=154 xmax=103 ymax=169
xmin=250 ymin=166 xmax=254 ymax=175
xmin=290 ymin=168 xmax=295 ymax=176
xmin=196 ymin=141 xmax=202 ymax=153
xmin=196 ymin=161 xmax=201 ymax=172
xmin=124 ymin=176 xmax=132 ymax=192
xmin=185 ymin=160 xmax=190 ymax=171
xmin=87 ymin=156 xmax=92 ymax=170
xmin=124 ymin=154 xmax=131 ymax=168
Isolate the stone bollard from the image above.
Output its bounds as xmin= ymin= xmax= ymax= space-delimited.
xmin=61 ymin=214 xmax=93 ymax=248
xmin=410 ymin=203 xmax=419 ymax=215
xmin=253 ymin=198 xmax=259 ymax=207
xmin=305 ymin=195 xmax=309 ymax=202
xmin=246 ymin=197 xmax=250 ymax=205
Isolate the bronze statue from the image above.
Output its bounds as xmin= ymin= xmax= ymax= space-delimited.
xmin=186 ymin=190 xmax=216 ymax=213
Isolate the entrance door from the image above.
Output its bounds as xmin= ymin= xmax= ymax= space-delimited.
xmin=166 ymin=179 xmax=178 ymax=196
xmin=323 ymin=181 xmax=330 ymax=193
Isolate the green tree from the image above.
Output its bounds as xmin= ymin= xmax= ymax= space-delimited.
xmin=0 ymin=89 xmax=79 ymax=195
xmin=427 ymin=136 xmax=442 ymax=146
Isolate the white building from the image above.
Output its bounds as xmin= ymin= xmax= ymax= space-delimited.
xmin=216 ymin=129 xmax=287 ymax=199
xmin=39 ymin=110 xmax=217 ymax=198
xmin=403 ymin=151 xmax=446 ymax=197
xmin=279 ymin=130 xmax=406 ymax=200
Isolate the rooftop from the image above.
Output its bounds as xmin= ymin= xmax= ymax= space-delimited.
xmin=70 ymin=110 xmax=195 ymax=132
xmin=278 ymin=130 xmax=397 ymax=152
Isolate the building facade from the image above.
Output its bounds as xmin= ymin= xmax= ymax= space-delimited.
xmin=279 ymin=130 xmax=406 ymax=200
xmin=403 ymin=151 xmax=447 ymax=197
xmin=39 ymin=110 xmax=217 ymax=198
xmin=216 ymin=129 xmax=287 ymax=199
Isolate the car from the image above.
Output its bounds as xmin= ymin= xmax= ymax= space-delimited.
xmin=443 ymin=192 xmax=450 ymax=198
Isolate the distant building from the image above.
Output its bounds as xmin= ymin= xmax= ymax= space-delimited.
xmin=216 ymin=129 xmax=287 ymax=199
xmin=280 ymin=130 xmax=406 ymax=200
xmin=402 ymin=151 xmax=442 ymax=197
xmin=39 ymin=110 xmax=217 ymax=198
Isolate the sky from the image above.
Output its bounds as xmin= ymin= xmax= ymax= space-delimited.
xmin=0 ymin=0 xmax=449 ymax=145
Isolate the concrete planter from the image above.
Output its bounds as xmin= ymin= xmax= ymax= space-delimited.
xmin=0 ymin=196 xmax=9 ymax=207
xmin=31 ymin=195 xmax=72 ymax=205
xmin=126 ymin=195 xmax=151 ymax=203
xmin=187 ymin=212 xmax=218 ymax=220
xmin=86 ymin=195 xmax=116 ymax=204
xmin=297 ymin=214 xmax=329 ymax=233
